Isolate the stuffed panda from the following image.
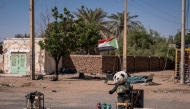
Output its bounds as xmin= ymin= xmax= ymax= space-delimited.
xmin=109 ymin=71 xmax=131 ymax=109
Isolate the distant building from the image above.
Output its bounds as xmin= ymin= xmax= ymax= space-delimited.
xmin=168 ymin=44 xmax=175 ymax=48
xmin=3 ymin=38 xmax=62 ymax=75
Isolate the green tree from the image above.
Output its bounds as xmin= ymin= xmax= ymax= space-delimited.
xmin=185 ymin=32 xmax=190 ymax=43
xmin=117 ymin=26 xmax=175 ymax=61
xmin=74 ymin=6 xmax=109 ymax=38
xmin=168 ymin=35 xmax=174 ymax=44
xmin=107 ymin=12 xmax=141 ymax=38
xmin=39 ymin=7 xmax=77 ymax=80
xmin=75 ymin=19 xmax=102 ymax=54
xmin=174 ymin=32 xmax=181 ymax=43
xmin=15 ymin=33 xmax=30 ymax=38
xmin=127 ymin=27 xmax=152 ymax=56
xmin=174 ymin=32 xmax=190 ymax=44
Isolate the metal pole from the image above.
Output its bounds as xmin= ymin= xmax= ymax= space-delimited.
xmin=123 ymin=0 xmax=128 ymax=72
xmin=180 ymin=0 xmax=186 ymax=84
xmin=30 ymin=0 xmax=35 ymax=80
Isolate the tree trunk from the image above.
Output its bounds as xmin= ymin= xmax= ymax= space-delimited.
xmin=54 ymin=58 xmax=60 ymax=81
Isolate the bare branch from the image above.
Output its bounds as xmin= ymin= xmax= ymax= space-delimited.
xmin=36 ymin=5 xmax=52 ymax=38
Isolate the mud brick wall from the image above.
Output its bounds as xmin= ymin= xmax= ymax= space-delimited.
xmin=62 ymin=55 xmax=102 ymax=74
xmin=62 ymin=55 xmax=174 ymax=74
xmin=168 ymin=62 xmax=175 ymax=69
xmin=159 ymin=57 xmax=165 ymax=70
xmin=102 ymin=56 xmax=120 ymax=73
xmin=150 ymin=57 xmax=160 ymax=71
xmin=127 ymin=56 xmax=135 ymax=72
xmin=134 ymin=56 xmax=150 ymax=71
xmin=114 ymin=56 xmax=135 ymax=72
xmin=158 ymin=57 xmax=174 ymax=70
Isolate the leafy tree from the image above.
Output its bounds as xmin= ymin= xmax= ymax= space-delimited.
xmin=167 ymin=47 xmax=175 ymax=62
xmin=168 ymin=35 xmax=174 ymax=44
xmin=39 ymin=7 xmax=77 ymax=80
xmin=75 ymin=19 xmax=102 ymax=54
xmin=186 ymin=32 xmax=190 ymax=44
xmin=15 ymin=33 xmax=30 ymax=38
xmin=174 ymin=32 xmax=181 ymax=43
xmin=174 ymin=32 xmax=190 ymax=44
xmin=116 ymin=26 xmax=175 ymax=61
xmin=121 ymin=26 xmax=152 ymax=56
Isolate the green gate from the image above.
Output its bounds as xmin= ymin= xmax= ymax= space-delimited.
xmin=11 ymin=53 xmax=26 ymax=74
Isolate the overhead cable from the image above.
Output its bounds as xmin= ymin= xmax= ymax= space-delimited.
xmin=128 ymin=2 xmax=180 ymax=25
xmin=141 ymin=0 xmax=180 ymax=20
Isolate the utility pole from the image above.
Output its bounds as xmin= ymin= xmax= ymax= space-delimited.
xmin=30 ymin=0 xmax=35 ymax=80
xmin=123 ymin=0 xmax=127 ymax=72
xmin=180 ymin=0 xmax=186 ymax=84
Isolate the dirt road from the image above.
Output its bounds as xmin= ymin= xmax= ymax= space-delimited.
xmin=0 ymin=70 xmax=190 ymax=109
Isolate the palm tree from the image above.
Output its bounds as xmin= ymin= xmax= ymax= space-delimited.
xmin=107 ymin=12 xmax=141 ymax=38
xmin=73 ymin=6 xmax=110 ymax=38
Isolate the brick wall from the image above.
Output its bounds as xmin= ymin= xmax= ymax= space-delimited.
xmin=62 ymin=55 xmax=102 ymax=73
xmin=150 ymin=57 xmax=160 ymax=71
xmin=62 ymin=55 xmax=174 ymax=74
xmin=102 ymin=56 xmax=120 ymax=73
xmin=127 ymin=56 xmax=135 ymax=72
xmin=160 ymin=57 xmax=165 ymax=69
xmin=159 ymin=57 xmax=175 ymax=70
xmin=135 ymin=56 xmax=150 ymax=71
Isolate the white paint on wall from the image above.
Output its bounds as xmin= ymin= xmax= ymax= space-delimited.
xmin=5 ymin=49 xmax=30 ymax=73
xmin=0 ymin=55 xmax=3 ymax=63
xmin=3 ymin=38 xmax=60 ymax=75
xmin=3 ymin=38 xmax=46 ymax=74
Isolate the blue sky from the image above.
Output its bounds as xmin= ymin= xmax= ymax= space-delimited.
xmin=0 ymin=0 xmax=188 ymax=42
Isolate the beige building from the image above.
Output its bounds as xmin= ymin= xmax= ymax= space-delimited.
xmin=3 ymin=38 xmax=62 ymax=75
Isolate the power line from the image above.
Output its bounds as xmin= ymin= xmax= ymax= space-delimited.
xmin=141 ymin=0 xmax=180 ymax=20
xmin=129 ymin=2 xmax=180 ymax=25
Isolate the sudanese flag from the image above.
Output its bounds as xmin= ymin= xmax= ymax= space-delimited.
xmin=98 ymin=37 xmax=118 ymax=52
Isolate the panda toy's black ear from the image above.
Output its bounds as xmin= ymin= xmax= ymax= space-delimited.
xmin=126 ymin=72 xmax=131 ymax=77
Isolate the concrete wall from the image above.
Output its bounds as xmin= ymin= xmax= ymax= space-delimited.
xmin=3 ymin=38 xmax=46 ymax=74
xmin=44 ymin=51 xmax=62 ymax=74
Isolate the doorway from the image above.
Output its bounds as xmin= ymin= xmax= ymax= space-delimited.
xmin=11 ymin=53 xmax=26 ymax=74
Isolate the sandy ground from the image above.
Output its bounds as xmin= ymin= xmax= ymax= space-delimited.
xmin=0 ymin=70 xmax=190 ymax=109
